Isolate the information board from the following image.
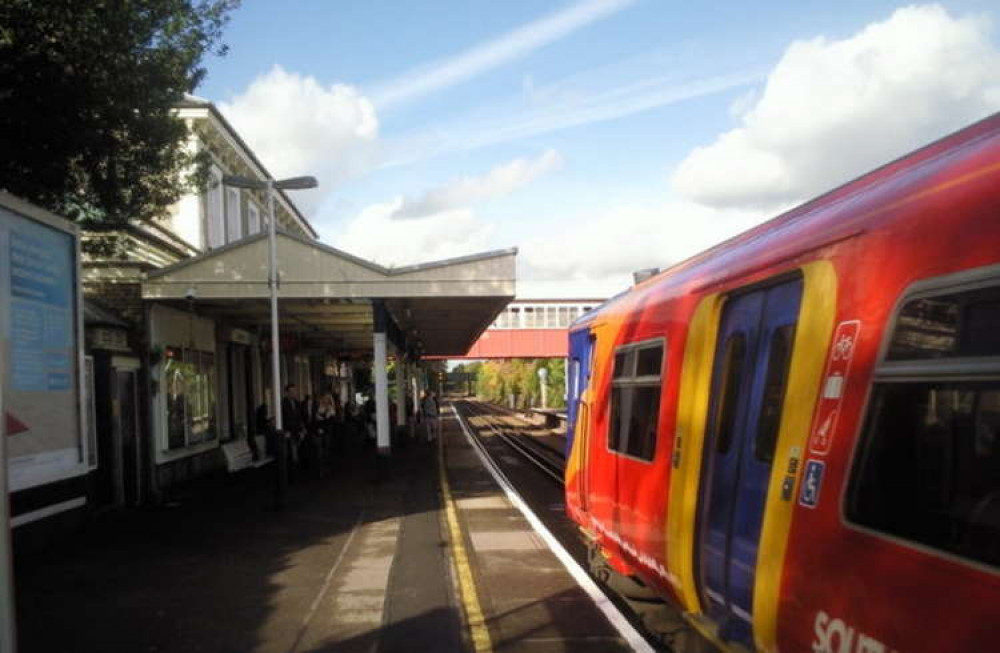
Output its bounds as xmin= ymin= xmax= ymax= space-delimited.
xmin=0 ymin=198 xmax=83 ymax=493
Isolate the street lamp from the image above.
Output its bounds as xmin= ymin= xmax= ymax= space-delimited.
xmin=222 ymin=174 xmax=317 ymax=434
xmin=537 ymin=366 xmax=549 ymax=409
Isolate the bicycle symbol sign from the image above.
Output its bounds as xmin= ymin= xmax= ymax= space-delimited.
xmin=808 ymin=320 xmax=861 ymax=456
xmin=832 ymin=333 xmax=854 ymax=361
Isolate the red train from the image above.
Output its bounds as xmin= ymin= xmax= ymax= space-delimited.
xmin=564 ymin=113 xmax=1000 ymax=652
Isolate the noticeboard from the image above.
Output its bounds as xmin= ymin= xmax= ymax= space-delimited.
xmin=0 ymin=194 xmax=84 ymax=494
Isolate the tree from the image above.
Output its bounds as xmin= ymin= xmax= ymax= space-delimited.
xmin=472 ymin=358 xmax=567 ymax=408
xmin=0 ymin=0 xmax=238 ymax=227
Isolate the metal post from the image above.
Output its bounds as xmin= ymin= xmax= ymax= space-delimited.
xmin=373 ymin=331 xmax=390 ymax=456
xmin=411 ymin=368 xmax=420 ymax=417
xmin=266 ymin=181 xmax=287 ymax=509
xmin=538 ymin=367 xmax=549 ymax=409
xmin=395 ymin=355 xmax=406 ymax=429
xmin=410 ymin=370 xmax=419 ymax=440
xmin=268 ymin=181 xmax=282 ymax=433
xmin=0 ymin=344 xmax=17 ymax=653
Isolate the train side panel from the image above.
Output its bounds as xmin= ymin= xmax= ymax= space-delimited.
xmin=777 ymin=140 xmax=1000 ymax=653
xmin=566 ymin=113 xmax=1000 ymax=653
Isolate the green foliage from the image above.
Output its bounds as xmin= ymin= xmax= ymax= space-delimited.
xmin=0 ymin=0 xmax=238 ymax=225
xmin=474 ymin=358 xmax=566 ymax=409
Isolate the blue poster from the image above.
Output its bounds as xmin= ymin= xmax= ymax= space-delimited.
xmin=7 ymin=219 xmax=75 ymax=392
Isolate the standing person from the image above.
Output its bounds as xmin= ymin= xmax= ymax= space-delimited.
xmin=422 ymin=390 xmax=440 ymax=443
xmin=300 ymin=394 xmax=319 ymax=473
xmin=250 ymin=401 xmax=270 ymax=462
xmin=282 ymin=384 xmax=303 ymax=467
xmin=281 ymin=384 xmax=301 ymax=434
xmin=316 ymin=391 xmax=337 ymax=471
xmin=301 ymin=394 xmax=316 ymax=430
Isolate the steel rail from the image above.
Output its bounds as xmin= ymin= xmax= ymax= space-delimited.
xmin=465 ymin=401 xmax=569 ymax=462
xmin=473 ymin=402 xmax=568 ymax=459
xmin=454 ymin=400 xmax=565 ymax=484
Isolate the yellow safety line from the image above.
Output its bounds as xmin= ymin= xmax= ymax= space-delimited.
xmin=438 ymin=435 xmax=494 ymax=653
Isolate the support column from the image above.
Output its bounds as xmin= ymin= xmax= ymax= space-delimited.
xmin=410 ymin=366 xmax=420 ymax=439
xmin=374 ymin=331 xmax=391 ymax=456
xmin=395 ymin=354 xmax=406 ymax=428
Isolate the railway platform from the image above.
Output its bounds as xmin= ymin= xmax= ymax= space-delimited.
xmin=13 ymin=406 xmax=638 ymax=653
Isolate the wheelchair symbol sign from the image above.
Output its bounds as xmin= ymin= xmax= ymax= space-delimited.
xmin=799 ymin=460 xmax=825 ymax=509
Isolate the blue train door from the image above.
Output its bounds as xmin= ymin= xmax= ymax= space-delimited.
xmin=567 ymin=329 xmax=595 ymax=510
xmin=697 ymin=277 xmax=801 ymax=647
xmin=567 ymin=329 xmax=594 ymax=455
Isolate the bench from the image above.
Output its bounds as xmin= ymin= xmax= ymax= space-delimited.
xmin=221 ymin=436 xmax=273 ymax=473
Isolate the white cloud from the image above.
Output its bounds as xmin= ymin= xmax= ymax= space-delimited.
xmin=520 ymin=201 xmax=766 ymax=288
xmin=393 ymin=149 xmax=564 ymax=219
xmin=385 ymin=65 xmax=760 ymax=168
xmin=672 ymin=5 xmax=1000 ymax=209
xmin=219 ymin=65 xmax=379 ymax=214
xmin=370 ymin=0 xmax=635 ymax=109
xmin=328 ymin=199 xmax=496 ymax=268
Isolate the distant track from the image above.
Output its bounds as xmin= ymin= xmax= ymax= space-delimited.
xmin=453 ymin=400 xmax=565 ymax=483
xmin=450 ymin=399 xmax=669 ymax=652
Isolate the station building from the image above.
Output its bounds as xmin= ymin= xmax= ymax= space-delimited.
xmin=9 ymin=95 xmax=516 ymax=540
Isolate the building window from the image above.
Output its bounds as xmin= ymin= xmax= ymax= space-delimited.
xmin=163 ymin=347 xmax=217 ymax=450
xmin=205 ymin=168 xmax=224 ymax=249
xmin=847 ymin=280 xmax=1000 ymax=567
xmin=608 ymin=339 xmax=664 ymax=461
xmin=226 ymin=187 xmax=242 ymax=242
xmin=248 ymin=203 xmax=261 ymax=235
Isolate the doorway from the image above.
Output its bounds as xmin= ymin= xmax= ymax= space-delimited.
xmin=696 ymin=277 xmax=801 ymax=646
xmin=112 ymin=367 xmax=142 ymax=506
xmin=228 ymin=344 xmax=253 ymax=440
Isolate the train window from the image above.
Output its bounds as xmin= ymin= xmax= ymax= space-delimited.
xmin=850 ymin=277 xmax=1000 ymax=567
xmin=714 ymin=334 xmax=746 ymax=455
xmin=755 ymin=324 xmax=796 ymax=462
xmin=848 ymin=382 xmax=1000 ymax=567
xmin=608 ymin=340 xmax=664 ymax=462
xmin=569 ymin=359 xmax=579 ymax=399
xmin=964 ymin=298 xmax=1000 ymax=356
xmin=637 ymin=346 xmax=663 ymax=377
xmin=609 ymin=386 xmax=626 ymax=451
xmin=627 ymin=386 xmax=660 ymax=460
xmin=613 ymin=351 xmax=629 ymax=378
xmin=888 ymin=285 xmax=1000 ymax=360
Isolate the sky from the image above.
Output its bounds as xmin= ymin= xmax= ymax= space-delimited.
xmin=197 ymin=0 xmax=1000 ymax=299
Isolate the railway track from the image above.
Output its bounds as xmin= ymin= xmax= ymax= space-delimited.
xmin=451 ymin=399 xmax=716 ymax=653
xmin=454 ymin=399 xmax=565 ymax=483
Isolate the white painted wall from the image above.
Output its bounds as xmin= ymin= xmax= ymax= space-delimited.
xmin=171 ymin=192 xmax=203 ymax=250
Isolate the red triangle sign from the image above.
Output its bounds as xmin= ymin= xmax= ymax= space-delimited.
xmin=5 ymin=411 xmax=29 ymax=436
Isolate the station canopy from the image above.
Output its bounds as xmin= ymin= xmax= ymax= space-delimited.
xmin=142 ymin=231 xmax=516 ymax=357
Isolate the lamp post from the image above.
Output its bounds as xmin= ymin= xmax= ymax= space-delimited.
xmin=537 ymin=366 xmax=548 ymax=409
xmin=221 ymin=175 xmax=317 ymax=434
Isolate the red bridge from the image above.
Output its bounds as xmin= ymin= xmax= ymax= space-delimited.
xmin=456 ymin=300 xmax=602 ymax=359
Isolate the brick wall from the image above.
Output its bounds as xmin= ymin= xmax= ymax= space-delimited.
xmin=83 ymin=281 xmax=143 ymax=326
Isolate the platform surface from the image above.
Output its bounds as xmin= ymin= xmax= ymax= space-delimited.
xmin=14 ymin=409 xmax=631 ymax=653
